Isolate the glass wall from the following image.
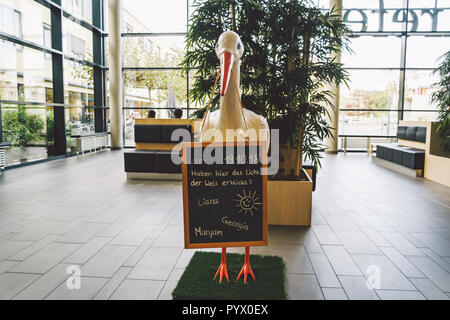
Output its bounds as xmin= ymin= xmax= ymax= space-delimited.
xmin=0 ymin=0 xmax=107 ymax=166
xmin=337 ymin=0 xmax=450 ymax=150
xmin=120 ymin=0 xmax=193 ymax=146
xmin=118 ymin=0 xmax=449 ymax=149
xmin=2 ymin=1 xmax=448 ymax=160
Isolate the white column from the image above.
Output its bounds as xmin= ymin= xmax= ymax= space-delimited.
xmin=325 ymin=0 xmax=343 ymax=154
xmin=108 ymin=0 xmax=123 ymax=149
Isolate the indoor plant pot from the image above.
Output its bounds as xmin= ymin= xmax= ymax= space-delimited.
xmin=268 ymin=168 xmax=312 ymax=226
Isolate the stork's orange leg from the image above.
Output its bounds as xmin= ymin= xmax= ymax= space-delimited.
xmin=237 ymin=246 xmax=256 ymax=283
xmin=214 ymin=247 xmax=229 ymax=283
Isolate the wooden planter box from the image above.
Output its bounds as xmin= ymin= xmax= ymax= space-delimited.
xmin=267 ymin=169 xmax=312 ymax=226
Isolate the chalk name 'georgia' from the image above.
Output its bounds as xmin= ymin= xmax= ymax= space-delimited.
xmin=222 ymin=216 xmax=248 ymax=232
xmin=194 ymin=227 xmax=223 ymax=239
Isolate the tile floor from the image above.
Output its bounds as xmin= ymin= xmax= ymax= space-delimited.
xmin=0 ymin=150 xmax=449 ymax=300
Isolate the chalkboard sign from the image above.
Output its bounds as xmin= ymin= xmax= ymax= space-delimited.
xmin=181 ymin=141 xmax=268 ymax=249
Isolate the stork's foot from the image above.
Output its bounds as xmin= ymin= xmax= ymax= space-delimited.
xmin=236 ymin=261 xmax=256 ymax=283
xmin=214 ymin=263 xmax=229 ymax=283
xmin=214 ymin=248 xmax=229 ymax=283
xmin=236 ymin=247 xmax=256 ymax=283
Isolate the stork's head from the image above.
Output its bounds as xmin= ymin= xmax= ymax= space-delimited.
xmin=215 ymin=31 xmax=244 ymax=96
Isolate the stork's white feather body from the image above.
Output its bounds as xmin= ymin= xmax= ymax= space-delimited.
xmin=199 ymin=31 xmax=270 ymax=146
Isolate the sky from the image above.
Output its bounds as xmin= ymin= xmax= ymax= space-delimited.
xmin=122 ymin=0 xmax=188 ymax=33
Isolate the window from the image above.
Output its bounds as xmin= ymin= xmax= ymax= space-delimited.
xmin=120 ymin=0 xmax=190 ymax=146
xmin=1 ymin=0 xmax=51 ymax=46
xmin=62 ymin=0 xmax=92 ymax=22
xmin=13 ymin=8 xmax=21 ymax=37
xmin=62 ymin=17 xmax=93 ymax=60
xmin=0 ymin=4 xmax=22 ymax=38
xmin=69 ymin=35 xmax=86 ymax=58
xmin=43 ymin=23 xmax=51 ymax=59
xmin=64 ymin=58 xmax=94 ymax=136
xmin=340 ymin=111 xmax=399 ymax=136
xmin=46 ymin=87 xmax=53 ymax=103
xmin=404 ymin=69 xmax=439 ymax=113
xmin=342 ymin=36 xmax=402 ymax=68
xmin=338 ymin=0 xmax=450 ymax=151
xmin=0 ymin=4 xmax=23 ymax=50
xmin=0 ymin=42 xmax=50 ymax=102
xmin=1 ymin=0 xmax=106 ymax=166
xmin=122 ymin=36 xmax=185 ymax=68
xmin=122 ymin=0 xmax=187 ymax=33
xmin=406 ymin=35 xmax=450 ymax=68
xmin=17 ymin=83 xmax=25 ymax=101
xmin=341 ymin=70 xmax=401 ymax=111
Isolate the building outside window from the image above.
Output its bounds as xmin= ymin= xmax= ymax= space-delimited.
xmin=62 ymin=0 xmax=92 ymax=22
xmin=67 ymin=34 xmax=86 ymax=60
xmin=43 ymin=23 xmax=51 ymax=59
xmin=0 ymin=3 xmax=23 ymax=50
xmin=0 ymin=4 xmax=22 ymax=38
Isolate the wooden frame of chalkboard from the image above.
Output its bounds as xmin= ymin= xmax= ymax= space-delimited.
xmin=181 ymin=141 xmax=268 ymax=249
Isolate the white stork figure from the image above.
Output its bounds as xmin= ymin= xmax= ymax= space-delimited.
xmin=200 ymin=31 xmax=269 ymax=283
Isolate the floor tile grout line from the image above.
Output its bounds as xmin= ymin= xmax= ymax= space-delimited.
xmin=315 ymin=244 xmax=349 ymax=299
xmin=332 ymin=241 xmax=382 ymax=299
xmin=404 ymin=254 xmax=450 ymax=292
xmin=9 ymin=264 xmax=71 ymax=300
xmin=94 ymin=266 xmax=133 ymax=300
xmin=154 ymin=245 xmax=186 ymax=300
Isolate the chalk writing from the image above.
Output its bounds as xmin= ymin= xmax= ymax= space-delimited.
xmin=194 ymin=227 xmax=223 ymax=239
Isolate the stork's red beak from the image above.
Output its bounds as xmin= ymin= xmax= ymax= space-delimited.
xmin=220 ymin=52 xmax=234 ymax=96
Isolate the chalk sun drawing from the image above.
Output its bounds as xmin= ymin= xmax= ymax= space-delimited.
xmin=234 ymin=189 xmax=261 ymax=216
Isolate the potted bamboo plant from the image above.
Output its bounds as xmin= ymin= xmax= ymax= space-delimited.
xmin=431 ymin=50 xmax=450 ymax=157
xmin=183 ymin=0 xmax=351 ymax=225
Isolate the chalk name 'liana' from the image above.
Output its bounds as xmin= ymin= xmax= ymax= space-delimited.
xmin=197 ymin=198 xmax=219 ymax=207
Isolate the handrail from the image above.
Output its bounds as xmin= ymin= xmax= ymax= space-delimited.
xmin=340 ymin=135 xmax=397 ymax=154
xmin=339 ymin=135 xmax=396 ymax=138
xmin=339 ymin=108 xmax=437 ymax=112
xmin=71 ymin=132 xmax=110 ymax=138
xmin=0 ymin=100 xmax=108 ymax=109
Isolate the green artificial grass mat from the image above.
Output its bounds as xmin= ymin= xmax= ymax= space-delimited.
xmin=172 ymin=251 xmax=286 ymax=300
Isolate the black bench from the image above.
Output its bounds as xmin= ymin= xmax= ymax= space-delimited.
xmin=375 ymin=125 xmax=426 ymax=173
xmin=134 ymin=124 xmax=192 ymax=143
xmin=397 ymin=125 xmax=426 ymax=143
xmin=376 ymin=144 xmax=424 ymax=170
xmin=125 ymin=123 xmax=192 ymax=177
xmin=124 ymin=150 xmax=182 ymax=174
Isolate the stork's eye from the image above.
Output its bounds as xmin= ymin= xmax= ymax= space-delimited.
xmin=237 ymin=43 xmax=242 ymax=50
